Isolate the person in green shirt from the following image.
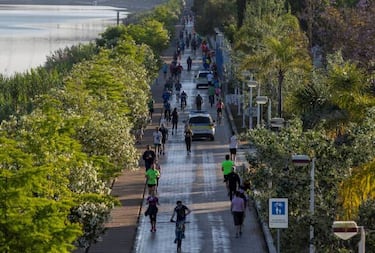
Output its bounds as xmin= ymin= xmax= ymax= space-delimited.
xmin=146 ymin=164 xmax=161 ymax=195
xmin=221 ymin=154 xmax=235 ymax=191
xmin=208 ymin=84 xmax=215 ymax=107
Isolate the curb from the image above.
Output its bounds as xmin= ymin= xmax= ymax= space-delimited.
xmin=224 ymin=99 xmax=277 ymax=253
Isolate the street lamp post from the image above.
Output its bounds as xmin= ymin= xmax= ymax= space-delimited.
xmin=247 ymin=80 xmax=257 ymax=129
xmin=292 ymin=155 xmax=315 ymax=253
xmin=237 ymin=84 xmax=241 ymax=116
xmin=242 ymin=80 xmax=246 ymax=128
xmin=255 ymin=96 xmax=268 ymax=128
xmin=267 ymin=98 xmax=272 ymax=128
xmin=241 ymin=71 xmax=251 ymax=128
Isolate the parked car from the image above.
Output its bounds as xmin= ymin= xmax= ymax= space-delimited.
xmin=194 ymin=70 xmax=212 ymax=89
xmin=186 ymin=111 xmax=215 ymax=140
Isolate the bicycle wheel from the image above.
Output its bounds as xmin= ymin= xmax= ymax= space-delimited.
xmin=217 ymin=113 xmax=222 ymax=125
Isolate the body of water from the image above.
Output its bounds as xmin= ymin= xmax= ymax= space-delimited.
xmin=0 ymin=4 xmax=128 ymax=76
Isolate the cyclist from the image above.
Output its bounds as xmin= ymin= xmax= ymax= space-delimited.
xmin=180 ymin=91 xmax=187 ymax=110
xmin=170 ymin=200 xmax=191 ymax=242
xmin=216 ymin=99 xmax=224 ymax=123
xmin=175 ymin=81 xmax=182 ymax=102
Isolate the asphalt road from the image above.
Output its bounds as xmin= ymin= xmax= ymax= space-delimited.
xmin=132 ymin=21 xmax=267 ymax=253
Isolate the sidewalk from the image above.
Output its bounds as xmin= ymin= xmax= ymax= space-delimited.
xmin=76 ymin=23 xmax=181 ymax=253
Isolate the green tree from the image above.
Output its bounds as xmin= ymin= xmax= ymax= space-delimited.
xmin=193 ymin=0 xmax=237 ymax=36
xmin=125 ymin=19 xmax=170 ymax=53
xmin=243 ymin=118 xmax=359 ymax=252
xmin=242 ymin=12 xmax=311 ymax=117
xmin=338 ymin=108 xmax=375 ymax=220
xmin=44 ymin=43 xmax=98 ymax=75
xmin=0 ymin=123 xmax=82 ymax=253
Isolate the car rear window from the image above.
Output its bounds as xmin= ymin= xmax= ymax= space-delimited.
xmin=198 ymin=73 xmax=208 ymax=78
xmin=189 ymin=116 xmax=211 ymax=124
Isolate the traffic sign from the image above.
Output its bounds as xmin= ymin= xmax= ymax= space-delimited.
xmin=333 ymin=221 xmax=358 ymax=240
xmin=269 ymin=198 xmax=288 ymax=228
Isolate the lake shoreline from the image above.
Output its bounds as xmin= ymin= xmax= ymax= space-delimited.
xmin=0 ymin=0 xmax=166 ymax=13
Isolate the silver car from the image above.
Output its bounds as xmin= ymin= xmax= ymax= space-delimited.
xmin=187 ymin=111 xmax=215 ymax=141
xmin=194 ymin=70 xmax=213 ymax=89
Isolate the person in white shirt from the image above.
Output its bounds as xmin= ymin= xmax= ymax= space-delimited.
xmin=207 ymin=72 xmax=214 ymax=85
xmin=153 ymin=127 xmax=162 ymax=156
xmin=229 ymin=131 xmax=239 ymax=162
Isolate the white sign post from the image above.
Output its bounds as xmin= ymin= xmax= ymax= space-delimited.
xmin=333 ymin=221 xmax=365 ymax=253
xmin=269 ymin=198 xmax=288 ymax=253
xmin=269 ymin=198 xmax=288 ymax=228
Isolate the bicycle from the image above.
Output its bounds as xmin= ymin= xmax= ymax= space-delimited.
xmin=180 ymin=98 xmax=187 ymax=111
xmin=171 ymin=220 xmax=188 ymax=252
xmin=176 ymin=91 xmax=180 ymax=103
xmin=217 ymin=110 xmax=222 ymax=125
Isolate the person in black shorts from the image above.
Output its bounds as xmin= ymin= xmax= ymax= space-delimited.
xmin=142 ymin=145 xmax=156 ymax=171
xmin=145 ymin=191 xmax=159 ymax=232
xmin=170 ymin=200 xmax=191 ymax=242
xmin=159 ymin=124 xmax=168 ymax=155
xmin=171 ymin=108 xmax=179 ymax=135
xmin=229 ymin=131 xmax=239 ymax=162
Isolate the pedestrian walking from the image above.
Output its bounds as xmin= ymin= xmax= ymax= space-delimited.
xmin=171 ymin=108 xmax=179 ymax=135
xmin=154 ymin=160 xmax=162 ymax=193
xmin=207 ymin=71 xmax=213 ymax=86
xmin=142 ymin=145 xmax=156 ymax=171
xmin=145 ymin=165 xmax=160 ymax=195
xmin=231 ymin=191 xmax=245 ymax=238
xmin=153 ymin=127 xmax=162 ymax=156
xmin=148 ymin=98 xmax=154 ymax=122
xmin=162 ymin=62 xmax=168 ymax=79
xmin=159 ymin=124 xmax=168 ymax=155
xmin=195 ymin=94 xmax=203 ymax=111
xmin=221 ymin=154 xmax=235 ymax=191
xmin=145 ymin=191 xmax=159 ymax=232
xmin=227 ymin=167 xmax=241 ymax=201
xmin=164 ymin=100 xmax=171 ymax=123
xmin=134 ymin=124 xmax=144 ymax=144
xmin=184 ymin=125 xmax=193 ymax=153
xmin=229 ymin=131 xmax=239 ymax=162
xmin=186 ymin=56 xmax=192 ymax=71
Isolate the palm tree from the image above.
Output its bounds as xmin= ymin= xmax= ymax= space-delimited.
xmin=243 ymin=13 xmax=311 ymax=117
